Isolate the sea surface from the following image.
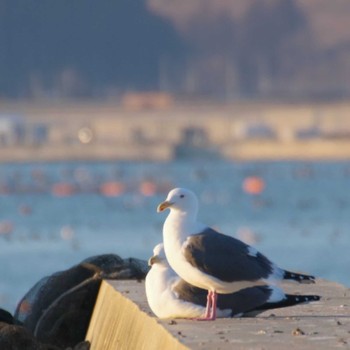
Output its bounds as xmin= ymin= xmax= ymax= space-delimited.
xmin=0 ymin=160 xmax=349 ymax=313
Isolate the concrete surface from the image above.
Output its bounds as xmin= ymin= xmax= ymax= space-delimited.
xmin=86 ymin=280 xmax=187 ymax=350
xmin=87 ymin=279 xmax=350 ymax=349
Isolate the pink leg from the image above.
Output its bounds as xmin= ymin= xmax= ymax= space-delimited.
xmin=204 ymin=290 xmax=212 ymax=318
xmin=209 ymin=291 xmax=217 ymax=320
xmin=194 ymin=290 xmax=217 ymax=321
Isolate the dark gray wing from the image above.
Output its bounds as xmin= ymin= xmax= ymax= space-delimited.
xmin=173 ymin=279 xmax=208 ymax=306
xmin=217 ymin=286 xmax=274 ymax=316
xmin=183 ymin=228 xmax=274 ymax=282
xmin=218 ymin=287 xmax=320 ymax=316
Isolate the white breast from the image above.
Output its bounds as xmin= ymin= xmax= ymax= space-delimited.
xmin=145 ymin=264 xmax=205 ymax=319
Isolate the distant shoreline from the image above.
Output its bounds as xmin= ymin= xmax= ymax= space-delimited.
xmin=1 ymin=141 xmax=350 ymax=163
xmin=1 ymin=101 xmax=350 ymax=162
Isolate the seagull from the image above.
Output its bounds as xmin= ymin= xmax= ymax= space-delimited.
xmin=145 ymin=243 xmax=320 ymax=319
xmin=157 ymin=188 xmax=317 ymax=321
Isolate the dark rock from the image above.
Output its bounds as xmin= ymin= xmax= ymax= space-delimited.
xmin=0 ymin=322 xmax=60 ymax=350
xmin=15 ymin=263 xmax=100 ymax=348
xmin=13 ymin=254 xmax=148 ymax=349
xmin=0 ymin=322 xmax=90 ymax=349
xmin=70 ymin=340 xmax=91 ymax=350
xmin=0 ymin=309 xmax=14 ymax=324
xmin=83 ymin=254 xmax=149 ymax=280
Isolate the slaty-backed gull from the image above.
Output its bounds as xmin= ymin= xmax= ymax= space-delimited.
xmin=157 ymin=188 xmax=317 ymax=320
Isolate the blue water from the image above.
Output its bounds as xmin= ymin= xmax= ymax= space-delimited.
xmin=1 ymin=160 xmax=349 ymax=313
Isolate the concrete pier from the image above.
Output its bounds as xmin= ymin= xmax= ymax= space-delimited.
xmin=86 ymin=279 xmax=350 ymax=349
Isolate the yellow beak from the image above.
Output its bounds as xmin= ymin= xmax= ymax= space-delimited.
xmin=157 ymin=200 xmax=173 ymax=212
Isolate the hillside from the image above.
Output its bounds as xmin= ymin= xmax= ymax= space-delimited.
xmin=0 ymin=0 xmax=349 ymax=100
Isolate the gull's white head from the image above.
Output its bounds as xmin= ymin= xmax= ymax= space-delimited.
xmin=148 ymin=243 xmax=168 ymax=267
xmin=157 ymin=187 xmax=198 ymax=216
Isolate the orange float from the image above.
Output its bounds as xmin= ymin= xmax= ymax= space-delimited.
xmin=52 ymin=183 xmax=76 ymax=197
xmin=242 ymin=176 xmax=265 ymax=195
xmin=100 ymin=181 xmax=125 ymax=197
xmin=139 ymin=181 xmax=157 ymax=196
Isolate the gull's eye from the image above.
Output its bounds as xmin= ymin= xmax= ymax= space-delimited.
xmin=180 ymin=194 xmax=185 ymax=198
